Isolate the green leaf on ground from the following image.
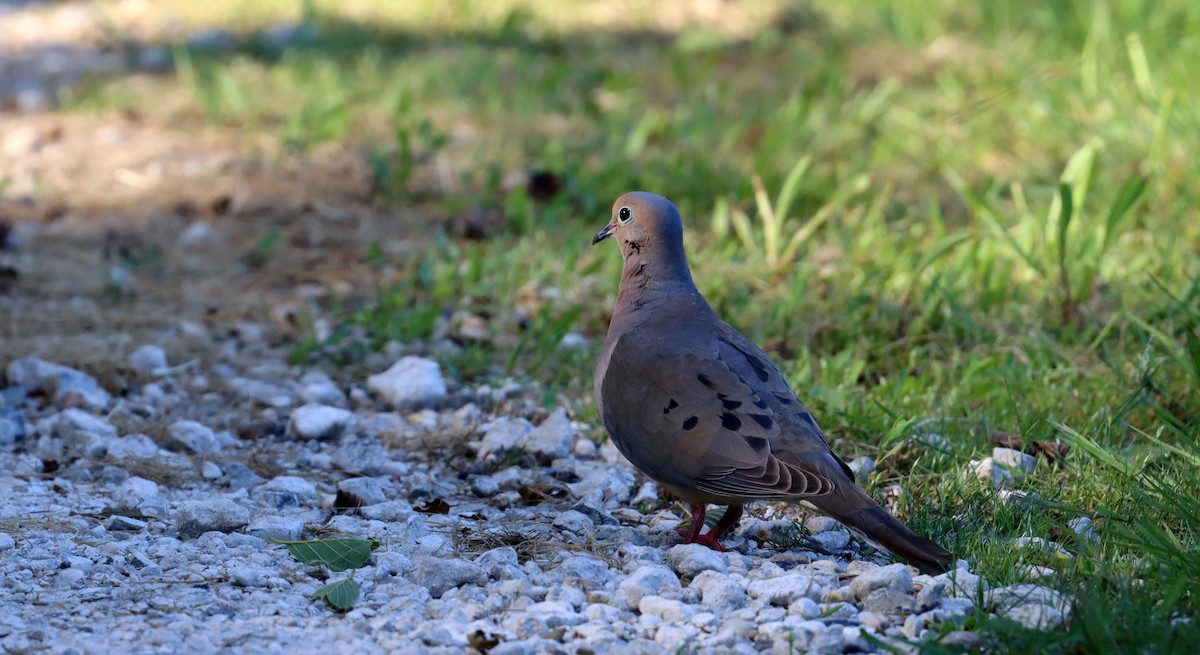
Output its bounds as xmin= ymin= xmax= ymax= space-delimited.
xmin=312 ymin=576 xmax=361 ymax=610
xmin=271 ymin=538 xmax=380 ymax=572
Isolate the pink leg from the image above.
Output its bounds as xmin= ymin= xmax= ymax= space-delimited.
xmin=676 ymin=503 xmax=707 ymax=544
xmin=694 ymin=504 xmax=743 ymax=551
xmin=676 ymin=504 xmax=743 ymax=552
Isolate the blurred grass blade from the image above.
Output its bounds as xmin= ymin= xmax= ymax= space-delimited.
xmin=1055 ymin=183 xmax=1074 ymax=273
xmin=730 ymin=206 xmax=758 ymax=257
xmin=1101 ymin=174 xmax=1146 ymax=253
xmin=946 ymin=170 xmax=1043 ymax=276
xmin=752 ymin=175 xmax=779 ymax=270
xmin=1061 ymin=141 xmax=1098 ymax=213
xmin=1052 ymin=420 xmax=1137 ymax=476
xmin=1130 ymin=425 xmax=1200 ymax=468
xmin=774 ymin=156 xmax=811 ymax=226
xmin=1056 ymin=183 xmax=1075 ymax=324
xmin=778 ymin=175 xmax=867 ymax=267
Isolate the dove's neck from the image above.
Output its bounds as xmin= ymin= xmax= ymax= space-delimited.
xmin=612 ymin=250 xmax=712 ymax=328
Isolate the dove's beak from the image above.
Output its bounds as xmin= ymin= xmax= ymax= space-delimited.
xmin=592 ymin=222 xmax=616 ymax=245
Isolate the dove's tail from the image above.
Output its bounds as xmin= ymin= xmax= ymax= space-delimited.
xmin=812 ymin=486 xmax=955 ymax=576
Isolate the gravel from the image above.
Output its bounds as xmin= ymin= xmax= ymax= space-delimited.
xmin=0 ymin=337 xmax=1074 ymax=653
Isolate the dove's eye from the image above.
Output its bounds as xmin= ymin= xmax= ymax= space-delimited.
xmin=618 ymin=206 xmax=633 ymax=224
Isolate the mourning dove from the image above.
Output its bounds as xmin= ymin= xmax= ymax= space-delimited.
xmin=593 ymin=191 xmax=955 ymax=575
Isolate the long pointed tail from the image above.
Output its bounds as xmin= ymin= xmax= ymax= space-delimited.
xmin=813 ymin=487 xmax=955 ymax=576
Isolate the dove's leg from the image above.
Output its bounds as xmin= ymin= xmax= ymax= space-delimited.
xmin=676 ymin=504 xmax=745 ymax=551
xmin=678 ymin=504 xmax=708 ymax=544
xmin=693 ymin=504 xmax=744 ymax=550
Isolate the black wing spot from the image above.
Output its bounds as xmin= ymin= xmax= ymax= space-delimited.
xmin=773 ymin=392 xmax=793 ymax=405
xmin=798 ymin=412 xmax=822 ymax=433
xmin=682 ymin=416 xmax=699 ymax=431
xmin=717 ymin=394 xmax=742 ymax=410
xmin=753 ymin=398 xmax=768 ymax=409
xmin=720 ymin=412 xmax=741 ymax=431
xmin=749 ymin=359 xmax=770 ymax=382
xmin=697 ymin=374 xmax=713 ymax=387
xmin=664 ymin=399 xmax=679 ymax=414
xmin=743 ymin=435 xmax=769 ymax=450
xmin=748 ymin=413 xmax=773 ymax=430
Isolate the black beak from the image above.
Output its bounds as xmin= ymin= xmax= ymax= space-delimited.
xmin=592 ymin=222 xmax=616 ymax=245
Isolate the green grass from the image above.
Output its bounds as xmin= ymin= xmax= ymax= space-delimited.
xmin=58 ymin=0 xmax=1200 ymax=650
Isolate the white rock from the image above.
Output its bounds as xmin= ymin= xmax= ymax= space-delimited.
xmin=849 ymin=563 xmax=913 ymax=601
xmin=804 ymin=516 xmax=842 ymax=533
xmin=246 ymin=516 xmax=304 ymax=542
xmin=616 ymin=564 xmax=681 ymax=608
xmin=476 ymin=417 xmax=534 ymax=461
xmin=967 ymin=457 xmax=1013 ymax=489
xmin=1004 ymin=603 xmax=1066 ymax=630
xmin=45 ymin=408 xmax=116 ymax=458
xmin=6 ymin=357 xmax=111 ymax=411
xmin=337 ymin=477 xmax=388 ymax=505
xmin=0 ymin=533 xmax=16 ymax=550
xmin=0 ymin=408 xmax=25 ymax=446
xmin=861 ymin=588 xmax=915 ymax=614
xmin=667 ymin=543 xmax=728 ymax=577
xmin=807 ymin=523 xmax=851 ymax=553
xmin=554 ymin=556 xmax=616 ymax=590
xmin=558 ymin=332 xmax=588 ymax=349
xmin=640 ymin=594 xmax=693 ymax=623
xmin=175 ymin=499 xmax=250 ymax=538
xmin=115 ymin=477 xmax=159 ymax=510
xmin=228 ymin=377 xmax=295 ymax=408
xmin=779 ymin=619 xmax=843 ymax=655
xmin=254 ymin=476 xmax=318 ymax=507
xmin=179 ymin=221 xmax=224 ymax=248
xmin=202 ymin=461 xmax=223 ymax=479
xmin=848 ymin=456 xmax=875 ymax=481
xmin=1014 ymin=536 xmax=1072 ymax=560
xmin=106 ymin=515 xmax=148 ymax=532
xmin=288 ymin=403 xmax=355 ymax=440
xmin=56 ymin=568 xmax=86 ymax=589
xmin=748 ymin=571 xmax=822 ymax=606
xmin=569 ymin=464 xmax=635 ymax=505
xmin=998 ymin=489 xmax=1041 ymax=506
xmin=988 ymin=583 xmax=1072 ymax=613
xmin=129 ymin=345 xmax=168 ymax=374
xmin=166 ymin=420 xmax=218 ymax=453
xmin=552 ymin=510 xmax=594 ymax=536
xmin=408 ymin=555 xmax=485 ymax=598
xmin=1019 ymin=565 xmax=1057 ymax=579
xmin=106 ymin=433 xmax=162 ymax=459
xmin=475 ymin=546 xmax=519 ymax=579
xmin=789 ymin=597 xmax=821 ymax=618
xmin=300 ymin=379 xmax=347 ymax=407
xmin=1068 ymin=516 xmax=1095 ymax=541
xmin=655 ymin=625 xmax=702 ymax=647
xmin=630 ymin=481 xmax=659 ymax=506
xmin=332 ymin=436 xmax=385 ymax=475
xmin=470 ymin=475 xmax=500 ymax=497
xmin=524 ymin=410 xmax=573 ymax=460
xmin=938 ymin=565 xmax=987 ymax=599
xmin=367 ymin=357 xmax=447 ymax=410
xmin=992 ymin=447 xmax=1037 ymax=481
xmin=915 ymin=577 xmax=947 ymax=610
xmin=691 ymin=570 xmax=748 ymax=610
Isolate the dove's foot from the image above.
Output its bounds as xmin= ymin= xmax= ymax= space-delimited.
xmin=677 ymin=503 xmax=744 ymax=552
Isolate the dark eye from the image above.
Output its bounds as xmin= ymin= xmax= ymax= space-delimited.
xmin=618 ymin=206 xmax=633 ymax=223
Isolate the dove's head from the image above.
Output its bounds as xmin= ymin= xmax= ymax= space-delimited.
xmin=592 ymin=192 xmax=687 ymax=266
